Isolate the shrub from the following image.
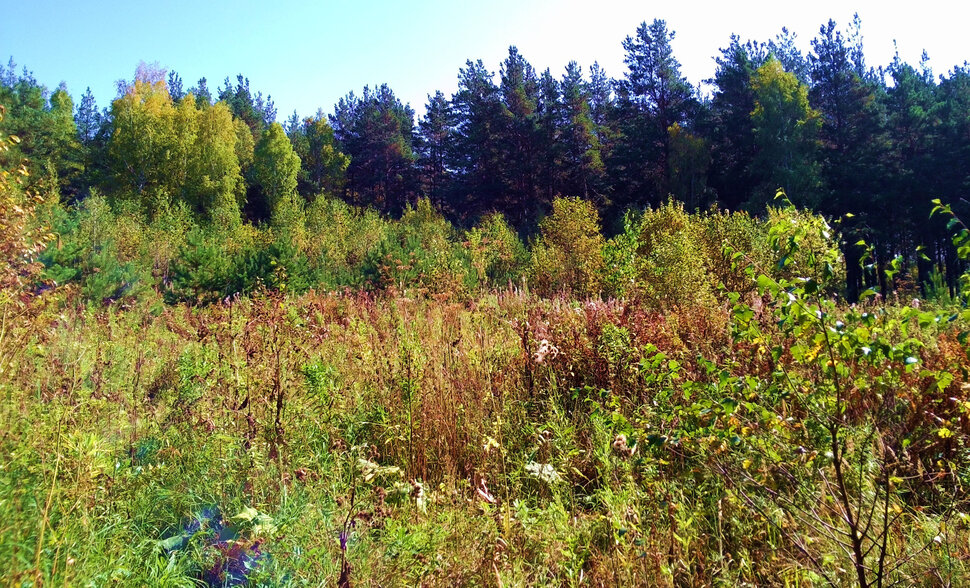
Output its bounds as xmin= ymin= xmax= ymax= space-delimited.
xmin=714 ymin=202 xmax=965 ymax=586
xmin=696 ymin=208 xmax=763 ymax=296
xmin=363 ymin=198 xmax=473 ymax=297
xmin=236 ymin=232 xmax=316 ymax=295
xmin=603 ymin=199 xmax=715 ymax=308
xmin=166 ymin=226 xmax=237 ymax=304
xmin=465 ymin=212 xmax=527 ymax=289
xmin=763 ymin=203 xmax=845 ymax=290
xmin=304 ymin=195 xmax=387 ymax=288
xmin=41 ymin=193 xmax=151 ymax=304
xmin=528 ymin=197 xmax=605 ymax=298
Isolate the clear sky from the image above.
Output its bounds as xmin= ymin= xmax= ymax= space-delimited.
xmin=2 ymin=0 xmax=967 ymax=120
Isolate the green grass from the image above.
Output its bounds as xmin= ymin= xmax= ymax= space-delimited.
xmin=1 ymin=281 xmax=968 ymax=586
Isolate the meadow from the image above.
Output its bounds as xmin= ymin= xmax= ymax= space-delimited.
xmin=5 ymin=11 xmax=970 ymax=585
xmin=2 ymin=182 xmax=969 ymax=586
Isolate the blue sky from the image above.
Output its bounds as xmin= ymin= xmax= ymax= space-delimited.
xmin=2 ymin=0 xmax=967 ymax=120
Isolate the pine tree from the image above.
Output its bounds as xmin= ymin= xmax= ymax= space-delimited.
xmin=450 ymin=59 xmax=505 ymax=221
xmin=219 ymin=75 xmax=275 ymax=136
xmin=191 ymin=77 xmax=212 ymax=108
xmin=536 ymin=68 xmax=562 ymax=204
xmin=331 ymin=84 xmax=416 ymax=214
xmin=75 ymin=87 xmax=103 ymax=145
xmin=167 ymin=71 xmax=184 ymax=102
xmin=705 ymin=36 xmax=765 ymax=210
xmin=559 ymin=61 xmax=604 ymax=199
xmin=416 ymin=91 xmax=453 ymax=208
xmin=767 ymin=27 xmax=810 ymax=83
xmin=809 ymin=15 xmax=889 ymax=298
xmin=587 ymin=62 xmax=613 ymax=129
xmin=930 ymin=65 xmax=970 ymax=289
xmin=613 ymin=19 xmax=696 ymax=209
xmin=498 ymin=47 xmax=543 ymax=227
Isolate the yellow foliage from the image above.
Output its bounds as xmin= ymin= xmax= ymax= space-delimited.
xmin=528 ymin=197 xmax=605 ymax=297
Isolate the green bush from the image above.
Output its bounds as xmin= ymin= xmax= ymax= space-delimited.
xmin=363 ymin=198 xmax=473 ymax=296
xmin=465 ymin=212 xmax=527 ymax=288
xmin=304 ymin=195 xmax=387 ymax=288
xmin=762 ymin=204 xmax=845 ymax=290
xmin=168 ymin=221 xmax=320 ymax=302
xmin=239 ymin=232 xmax=316 ymax=295
xmin=528 ymin=197 xmax=605 ymax=298
xmin=603 ymin=199 xmax=714 ymax=308
xmin=696 ymin=208 xmax=763 ymax=296
xmin=601 ymin=200 xmax=845 ymax=307
xmin=41 ymin=193 xmax=151 ymax=303
xmin=165 ymin=226 xmax=237 ymax=304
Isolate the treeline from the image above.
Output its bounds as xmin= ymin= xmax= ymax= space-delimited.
xmin=3 ymin=15 xmax=970 ymax=300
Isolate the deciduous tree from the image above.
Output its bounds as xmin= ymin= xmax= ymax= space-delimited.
xmin=253 ymin=122 xmax=300 ymax=217
xmin=749 ymin=58 xmax=821 ymax=208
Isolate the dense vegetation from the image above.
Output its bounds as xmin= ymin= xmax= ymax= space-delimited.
xmin=3 ymin=15 xmax=970 ymax=299
xmin=2 ymin=13 xmax=970 ymax=587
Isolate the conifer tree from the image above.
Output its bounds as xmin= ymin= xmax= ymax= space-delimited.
xmin=416 ymin=91 xmax=453 ymax=208
xmin=705 ymin=36 xmax=765 ymax=210
xmin=450 ymin=59 xmax=505 ymax=220
xmin=612 ymin=19 xmax=696 ymax=209
xmin=809 ymin=16 xmax=888 ymax=298
xmin=331 ymin=85 xmax=416 ymax=213
xmin=559 ymin=61 xmax=604 ymax=199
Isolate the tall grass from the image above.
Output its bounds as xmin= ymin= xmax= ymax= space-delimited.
xmin=2 ymin=190 xmax=969 ymax=585
xmin=2 ymin=278 xmax=967 ymax=585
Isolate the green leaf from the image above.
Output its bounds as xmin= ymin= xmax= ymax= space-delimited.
xmin=756 ymin=274 xmax=775 ymax=293
xmin=159 ymin=534 xmax=187 ymax=551
xmin=234 ymin=506 xmax=259 ymax=522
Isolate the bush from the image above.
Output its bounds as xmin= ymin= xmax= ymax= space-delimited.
xmin=0 ymin=163 xmax=50 ymax=294
xmin=696 ymin=208 xmax=763 ymax=296
xmin=528 ymin=197 xmax=605 ymax=298
xmin=238 ymin=232 xmax=317 ymax=295
xmin=363 ymin=198 xmax=473 ymax=297
xmin=41 ymin=193 xmax=151 ymax=304
xmin=602 ymin=200 xmax=846 ymax=308
xmin=763 ymin=204 xmax=845 ymax=290
xmin=167 ymin=221 xmax=321 ymax=302
xmin=603 ymin=200 xmax=715 ymax=308
xmin=166 ymin=226 xmax=237 ymax=304
xmin=304 ymin=195 xmax=387 ymax=288
xmin=465 ymin=212 xmax=527 ymax=289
